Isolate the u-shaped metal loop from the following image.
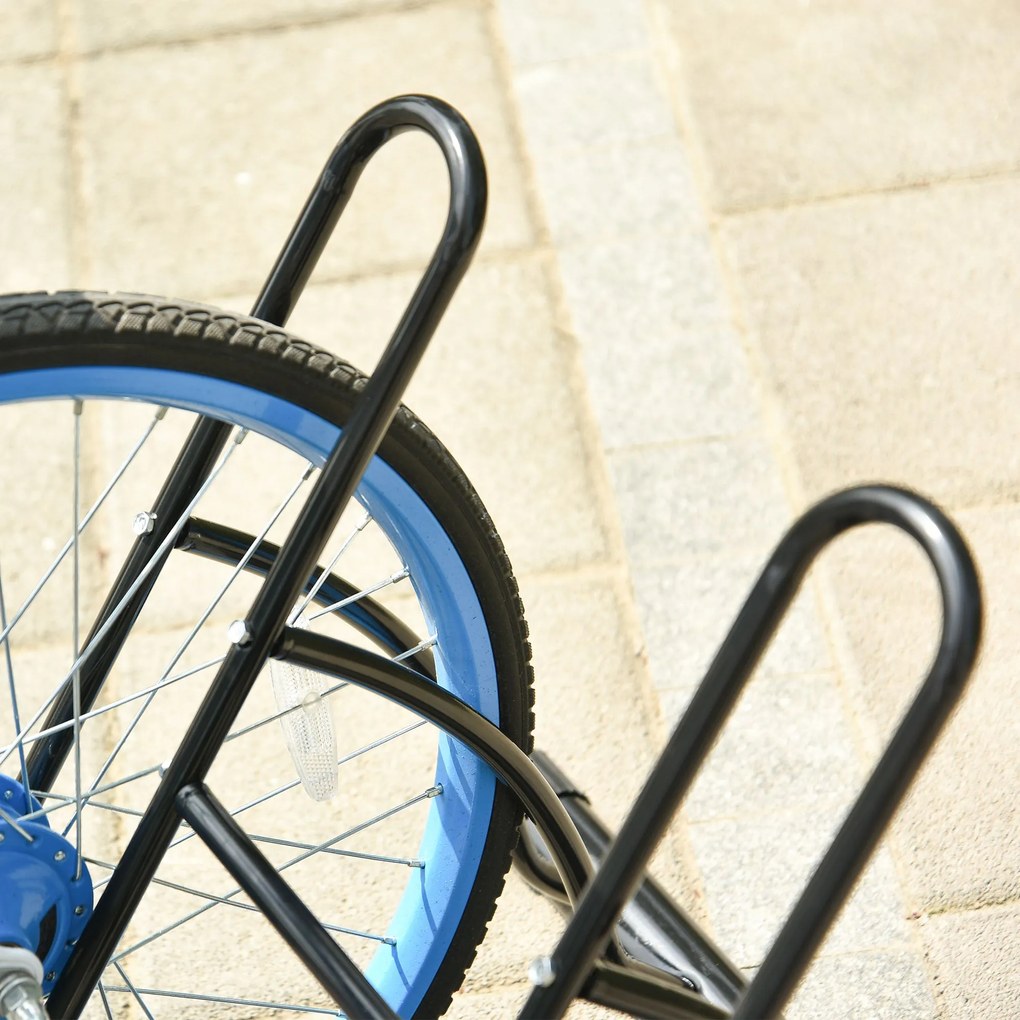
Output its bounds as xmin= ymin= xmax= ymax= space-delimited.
xmin=522 ymin=484 xmax=982 ymax=1019
xmin=251 ymin=93 xmax=487 ymax=331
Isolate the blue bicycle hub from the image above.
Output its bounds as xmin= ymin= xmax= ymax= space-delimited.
xmin=0 ymin=774 xmax=93 ymax=993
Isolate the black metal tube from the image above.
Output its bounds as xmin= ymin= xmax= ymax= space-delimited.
xmin=521 ymin=485 xmax=981 ymax=1019
xmin=177 ymin=783 xmax=397 ymax=1019
xmin=276 ymin=627 xmax=594 ymax=904
xmin=583 ymin=961 xmax=730 ymax=1020
xmin=516 ymin=750 xmax=746 ymax=1013
xmin=178 ymin=516 xmax=436 ymax=677
xmin=50 ymin=95 xmax=486 ymax=1017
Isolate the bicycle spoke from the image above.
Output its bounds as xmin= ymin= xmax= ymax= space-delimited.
xmin=0 ymin=427 xmax=247 ymax=773
xmin=290 ymin=510 xmax=372 ymax=624
xmin=75 ymin=461 xmax=315 ymax=820
xmin=0 ymin=563 xmax=28 ymax=796
xmin=111 ymin=786 xmax=439 ymax=963
xmin=0 ymin=656 xmax=224 ymax=763
xmin=308 ymin=567 xmax=410 ymax=621
xmin=247 ymin=835 xmax=423 ymax=869
xmin=72 ymin=400 xmax=84 ymax=878
xmin=166 ymin=720 xmax=427 ymax=857
xmin=0 ymin=406 xmax=165 ymax=652
xmin=100 ymin=985 xmax=339 ymax=1015
xmin=113 ymin=962 xmax=156 ymax=1020
xmin=84 ymin=857 xmax=393 ymax=943
xmin=97 ymin=981 xmax=115 ymax=1020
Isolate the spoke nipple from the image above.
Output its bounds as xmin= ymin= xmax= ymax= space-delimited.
xmin=427 ymin=784 xmax=443 ymax=799
xmin=528 ymin=955 xmax=556 ymax=987
xmin=72 ymin=399 xmax=83 ymax=416
xmin=132 ymin=511 xmax=157 ymax=536
xmin=53 ymin=850 xmax=66 ymax=862
xmin=392 ymin=567 xmax=410 ymax=583
xmin=228 ymin=619 xmax=253 ymax=646
xmin=0 ymin=832 xmax=5 ymax=843
xmin=154 ymin=405 xmax=169 ymax=420
xmin=233 ymin=428 xmax=249 ymax=445
xmin=158 ymin=758 xmax=172 ymax=778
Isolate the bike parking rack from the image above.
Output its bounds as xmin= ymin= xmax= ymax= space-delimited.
xmin=33 ymin=96 xmax=982 ymax=1020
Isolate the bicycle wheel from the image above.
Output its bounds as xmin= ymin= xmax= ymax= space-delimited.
xmin=0 ymin=292 xmax=533 ymax=1018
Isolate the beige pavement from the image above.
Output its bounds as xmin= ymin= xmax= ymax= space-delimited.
xmin=0 ymin=1 xmax=1017 ymax=1017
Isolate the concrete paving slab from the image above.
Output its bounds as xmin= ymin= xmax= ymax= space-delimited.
xmin=0 ymin=63 xmax=70 ymax=291
xmin=659 ymin=0 xmax=1020 ymax=211
xmin=722 ymin=178 xmax=1020 ymax=507
xmin=635 ymin=556 xmax=831 ymax=698
xmin=531 ymin=136 xmax=703 ymax=245
xmin=497 ymin=0 xmax=652 ymax=67
xmin=921 ymin=903 xmax=1020 ymax=1020
xmin=76 ymin=2 xmax=533 ymax=298
xmin=513 ymin=53 xmax=674 ymax=152
xmin=688 ymin=809 xmax=912 ymax=967
xmin=69 ymin=0 xmax=412 ymax=51
xmin=0 ymin=0 xmax=58 ymax=62
xmin=558 ymin=233 xmax=758 ymax=449
xmin=784 ymin=947 xmax=935 ymax=1020
xmin=660 ymin=672 xmax=860 ymax=822
xmin=607 ymin=435 xmax=791 ymax=565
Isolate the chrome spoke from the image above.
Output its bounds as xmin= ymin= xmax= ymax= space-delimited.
xmin=97 ymin=981 xmax=115 ymax=1020
xmin=0 ymin=427 xmax=248 ymax=773
xmin=112 ymin=785 xmax=440 ymax=963
xmin=0 ymin=655 xmax=224 ymax=766
xmin=71 ymin=399 xmax=84 ymax=877
xmin=113 ymin=962 xmax=156 ymax=1020
xmin=84 ymin=857 xmax=393 ymax=942
xmin=0 ymin=562 xmax=28 ymax=794
xmin=247 ymin=834 xmax=423 ymax=869
xmin=166 ymin=720 xmax=427 ymax=856
xmin=100 ymin=985 xmax=338 ymax=1015
xmin=308 ymin=567 xmax=410 ymax=621
xmin=393 ymin=634 xmax=437 ymax=664
xmin=290 ymin=510 xmax=372 ymax=624
xmin=77 ymin=461 xmax=314 ymax=815
xmin=0 ymin=406 xmax=165 ymax=652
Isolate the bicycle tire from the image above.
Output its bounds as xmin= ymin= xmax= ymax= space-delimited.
xmin=0 ymin=291 xmax=534 ymax=1018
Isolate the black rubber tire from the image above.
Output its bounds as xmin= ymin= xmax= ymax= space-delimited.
xmin=0 ymin=290 xmax=535 ymax=1018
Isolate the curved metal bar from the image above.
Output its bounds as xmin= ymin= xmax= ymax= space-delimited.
xmin=50 ymin=96 xmax=486 ymax=1017
xmin=522 ymin=485 xmax=982 ymax=1019
xmin=251 ymin=93 xmax=486 ymax=329
xmin=177 ymin=516 xmax=437 ymax=678
xmin=274 ymin=627 xmax=594 ymax=906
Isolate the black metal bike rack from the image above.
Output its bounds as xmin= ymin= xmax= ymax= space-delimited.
xmin=43 ymin=96 xmax=983 ymax=1019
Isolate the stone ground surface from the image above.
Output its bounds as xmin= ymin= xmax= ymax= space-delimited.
xmin=0 ymin=0 xmax=1017 ymax=1017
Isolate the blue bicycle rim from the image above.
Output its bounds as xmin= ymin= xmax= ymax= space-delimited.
xmin=0 ymin=365 xmax=502 ymax=1017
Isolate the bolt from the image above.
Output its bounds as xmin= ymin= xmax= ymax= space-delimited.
xmin=3 ymin=789 xmax=12 ymax=800
xmin=53 ymin=850 xmax=66 ymax=862
xmin=74 ymin=905 xmax=85 ymax=916
xmin=132 ymin=511 xmax=157 ymax=535
xmin=0 ymin=832 xmax=5 ymax=843
xmin=228 ymin=619 xmax=252 ymax=646
xmin=45 ymin=973 xmax=55 ymax=983
xmin=528 ymin=955 xmax=556 ymax=987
